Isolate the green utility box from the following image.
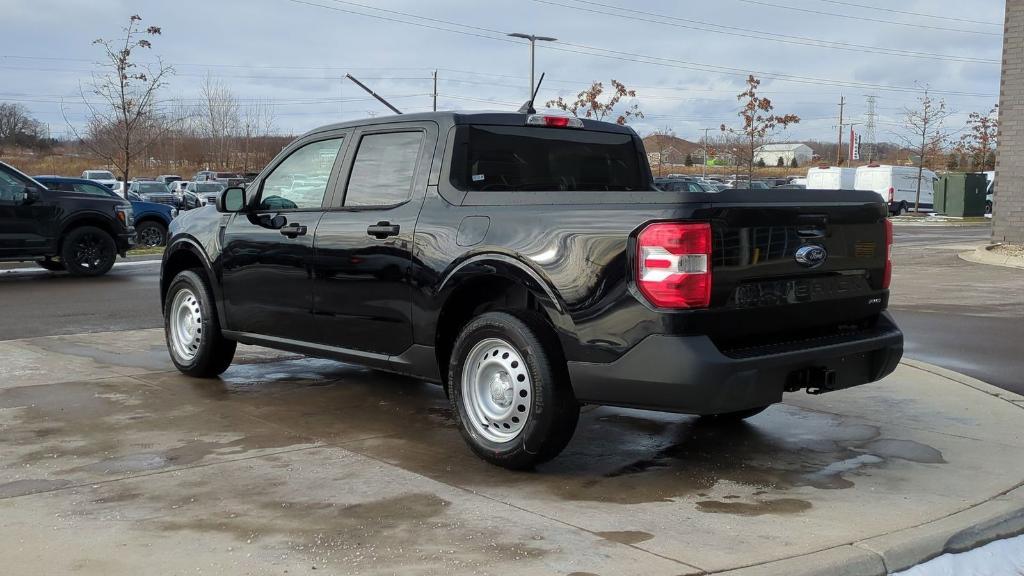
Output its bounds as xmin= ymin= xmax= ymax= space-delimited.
xmin=934 ymin=173 xmax=988 ymax=217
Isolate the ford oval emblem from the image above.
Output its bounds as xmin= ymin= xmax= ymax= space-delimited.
xmin=795 ymin=245 xmax=828 ymax=268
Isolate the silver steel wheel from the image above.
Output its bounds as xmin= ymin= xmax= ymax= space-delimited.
xmin=169 ymin=288 xmax=203 ymax=363
xmin=461 ymin=337 xmax=532 ymax=444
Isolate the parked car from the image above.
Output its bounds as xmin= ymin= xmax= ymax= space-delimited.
xmin=160 ymin=111 xmax=901 ymax=469
xmin=35 ymin=176 xmax=175 ymax=248
xmin=194 ymin=171 xmax=245 ymax=188
xmin=168 ymin=180 xmax=189 ymax=200
xmin=156 ymin=175 xmax=183 ymax=185
xmin=81 ymin=169 xmax=119 ymax=190
xmin=128 ymin=181 xmax=177 ymax=208
xmin=1 ymin=161 xmax=134 ymax=275
xmin=984 ymin=170 xmax=995 ymax=214
xmin=193 ymin=170 xmax=217 ymax=182
xmin=806 ymin=166 xmax=857 ymax=190
xmin=654 ymin=177 xmax=714 ymax=192
xmin=186 ymin=181 xmax=226 ymax=206
xmin=242 ymin=172 xmax=259 ymax=183
xmin=854 ymin=164 xmax=937 ymax=215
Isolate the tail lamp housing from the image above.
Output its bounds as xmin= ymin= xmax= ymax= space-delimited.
xmin=883 ymin=218 xmax=893 ymax=289
xmin=636 ymin=222 xmax=712 ymax=309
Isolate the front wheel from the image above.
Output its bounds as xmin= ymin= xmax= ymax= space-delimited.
xmin=164 ymin=269 xmax=236 ymax=377
xmin=448 ymin=311 xmax=579 ymax=470
xmin=136 ymin=221 xmax=168 ymax=247
xmin=61 ymin=226 xmax=117 ymax=276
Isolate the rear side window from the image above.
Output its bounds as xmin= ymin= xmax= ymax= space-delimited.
xmin=344 ymin=131 xmax=423 ymax=207
xmin=450 ymin=125 xmax=644 ymax=192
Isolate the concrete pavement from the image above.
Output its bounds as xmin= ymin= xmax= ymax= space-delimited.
xmin=1 ymin=329 xmax=1023 ymax=575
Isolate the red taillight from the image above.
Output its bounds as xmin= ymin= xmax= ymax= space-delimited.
xmin=636 ymin=222 xmax=712 ymax=309
xmin=883 ymin=218 xmax=893 ymax=289
xmin=887 ymin=186 xmax=895 ymax=203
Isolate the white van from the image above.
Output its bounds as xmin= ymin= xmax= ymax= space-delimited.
xmin=806 ymin=166 xmax=857 ymax=190
xmin=854 ymin=165 xmax=937 ymax=215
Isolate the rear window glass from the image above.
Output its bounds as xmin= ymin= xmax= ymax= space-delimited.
xmin=194 ymin=183 xmax=224 ymax=192
xmin=137 ymin=183 xmax=169 ymax=194
xmin=450 ymin=125 xmax=645 ymax=192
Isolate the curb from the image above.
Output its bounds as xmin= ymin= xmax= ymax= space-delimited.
xmin=714 ymin=358 xmax=1024 ymax=576
xmin=958 ymin=244 xmax=1024 ymax=270
xmin=890 ymin=217 xmax=991 ymax=228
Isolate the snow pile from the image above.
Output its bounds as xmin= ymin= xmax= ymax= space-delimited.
xmin=893 ymin=534 xmax=1024 ymax=576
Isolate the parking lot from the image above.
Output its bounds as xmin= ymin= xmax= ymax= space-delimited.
xmin=1 ymin=224 xmax=1022 ymax=575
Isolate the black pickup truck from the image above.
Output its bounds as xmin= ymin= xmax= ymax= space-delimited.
xmin=160 ymin=111 xmax=902 ymax=469
xmin=1 ymin=161 xmax=135 ymax=275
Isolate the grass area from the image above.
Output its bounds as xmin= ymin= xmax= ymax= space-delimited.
xmin=128 ymin=246 xmax=166 ymax=257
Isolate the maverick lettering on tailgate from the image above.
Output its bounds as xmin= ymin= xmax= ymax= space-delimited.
xmin=732 ymin=275 xmax=870 ymax=308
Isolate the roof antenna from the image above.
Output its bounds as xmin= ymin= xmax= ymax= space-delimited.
xmin=344 ymin=74 xmax=402 ymax=115
xmin=517 ymin=72 xmax=545 ymax=114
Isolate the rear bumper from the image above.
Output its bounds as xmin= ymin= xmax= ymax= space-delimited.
xmin=567 ymin=312 xmax=903 ymax=415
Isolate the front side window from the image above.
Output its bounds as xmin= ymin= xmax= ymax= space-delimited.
xmin=0 ymin=167 xmax=31 ymax=202
xmin=450 ymin=125 xmax=644 ymax=192
xmin=344 ymin=131 xmax=423 ymax=207
xmin=259 ymin=138 xmax=343 ymax=211
xmin=73 ymin=182 xmax=116 ymax=197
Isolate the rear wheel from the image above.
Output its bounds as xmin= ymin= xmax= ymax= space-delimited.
xmin=164 ymin=269 xmax=236 ymax=377
xmin=136 ymin=220 xmax=168 ymax=247
xmin=448 ymin=311 xmax=579 ymax=470
xmin=35 ymin=259 xmax=65 ymax=272
xmin=61 ymin=226 xmax=116 ymax=276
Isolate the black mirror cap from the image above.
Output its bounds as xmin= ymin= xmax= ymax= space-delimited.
xmin=23 ymin=185 xmax=42 ymax=204
xmin=217 ymin=186 xmax=246 ymax=213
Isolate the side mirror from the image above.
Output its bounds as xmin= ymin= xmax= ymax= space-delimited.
xmin=22 ymin=186 xmax=42 ymax=205
xmin=217 ymin=186 xmax=246 ymax=213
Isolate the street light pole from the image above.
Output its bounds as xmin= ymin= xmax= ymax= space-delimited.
xmin=508 ymin=32 xmax=557 ymax=99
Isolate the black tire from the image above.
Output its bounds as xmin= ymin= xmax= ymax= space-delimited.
xmin=60 ymin=226 xmax=117 ymax=277
xmin=136 ymin=220 xmax=167 ymax=248
xmin=448 ymin=311 xmax=579 ymax=470
xmin=699 ymin=405 xmax=770 ymax=423
xmin=35 ymin=259 xmax=66 ymax=272
xmin=164 ymin=269 xmax=236 ymax=377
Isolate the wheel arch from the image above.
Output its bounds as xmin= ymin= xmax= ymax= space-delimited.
xmin=57 ymin=213 xmax=119 ymax=254
xmin=161 ymin=237 xmax=226 ymax=328
xmin=432 ymin=253 xmax=573 ymax=387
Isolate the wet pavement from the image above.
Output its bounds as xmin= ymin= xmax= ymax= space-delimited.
xmin=2 ymin=329 xmax=1023 ymax=575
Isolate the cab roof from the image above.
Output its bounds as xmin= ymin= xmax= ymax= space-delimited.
xmin=304 ymin=110 xmax=638 ymax=138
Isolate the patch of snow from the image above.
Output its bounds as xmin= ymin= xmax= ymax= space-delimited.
xmin=893 ymin=534 xmax=1024 ymax=576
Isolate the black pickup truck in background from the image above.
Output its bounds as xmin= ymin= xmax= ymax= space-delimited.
xmin=160 ymin=111 xmax=902 ymax=469
xmin=1 ymin=161 xmax=135 ymax=275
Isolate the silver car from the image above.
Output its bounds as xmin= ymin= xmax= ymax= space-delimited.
xmin=186 ymin=181 xmax=226 ymax=206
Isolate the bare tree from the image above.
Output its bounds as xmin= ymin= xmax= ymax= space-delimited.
xmin=720 ymin=75 xmax=800 ymax=181
xmin=647 ymin=126 xmax=676 ymax=177
xmin=0 ymin=102 xmax=46 ymax=153
xmin=897 ymin=87 xmax=953 ymax=212
xmin=240 ymin=99 xmax=277 ymax=172
xmin=198 ymin=74 xmax=240 ymax=167
xmin=67 ymin=15 xmax=174 ymax=183
xmin=955 ymin=105 xmax=998 ymax=171
xmin=545 ymin=80 xmax=644 ymax=125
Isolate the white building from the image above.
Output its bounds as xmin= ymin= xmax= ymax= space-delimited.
xmin=754 ymin=143 xmax=814 ymax=167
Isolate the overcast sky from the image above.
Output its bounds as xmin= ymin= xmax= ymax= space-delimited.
xmin=0 ymin=0 xmax=1005 ymax=143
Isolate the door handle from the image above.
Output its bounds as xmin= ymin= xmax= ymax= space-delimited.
xmin=279 ymin=223 xmax=308 ymax=238
xmin=367 ymin=221 xmax=400 ymax=239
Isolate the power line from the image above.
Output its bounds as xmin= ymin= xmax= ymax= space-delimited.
xmin=284 ymin=0 xmax=998 ymax=97
xmin=531 ymin=0 xmax=998 ymax=64
xmin=815 ymin=0 xmax=1002 ymax=26
xmin=736 ymin=0 xmax=1002 ymax=36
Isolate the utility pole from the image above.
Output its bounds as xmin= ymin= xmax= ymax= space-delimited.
xmin=836 ymin=95 xmax=846 ymax=165
xmin=701 ymin=127 xmax=713 ymax=178
xmin=432 ymin=70 xmax=438 ymax=112
xmin=508 ymin=32 xmax=557 ymax=99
